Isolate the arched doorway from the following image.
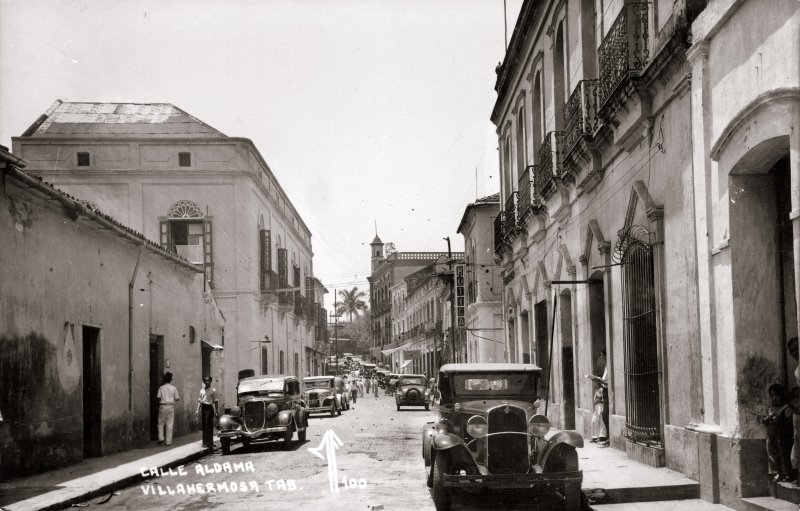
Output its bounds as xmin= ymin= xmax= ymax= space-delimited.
xmin=560 ymin=288 xmax=576 ymax=429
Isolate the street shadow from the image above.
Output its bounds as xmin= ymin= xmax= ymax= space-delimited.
xmin=232 ymin=437 xmax=309 ymax=455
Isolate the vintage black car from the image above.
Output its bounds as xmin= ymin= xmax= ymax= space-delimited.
xmin=396 ymin=374 xmax=431 ymax=411
xmin=422 ymin=363 xmax=583 ymax=511
xmin=217 ymin=375 xmax=308 ymax=454
xmin=303 ymin=375 xmax=342 ymax=417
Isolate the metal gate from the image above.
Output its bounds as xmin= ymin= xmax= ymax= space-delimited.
xmin=617 ymin=226 xmax=661 ymax=444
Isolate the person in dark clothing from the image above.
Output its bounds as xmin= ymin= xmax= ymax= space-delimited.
xmin=762 ymin=383 xmax=794 ymax=482
xmin=195 ymin=376 xmax=219 ymax=449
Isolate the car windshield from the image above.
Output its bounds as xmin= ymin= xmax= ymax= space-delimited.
xmin=305 ymin=380 xmax=332 ymax=389
xmin=238 ymin=379 xmax=285 ymax=397
xmin=399 ymin=377 xmax=426 ymax=386
xmin=451 ymin=372 xmax=537 ymax=396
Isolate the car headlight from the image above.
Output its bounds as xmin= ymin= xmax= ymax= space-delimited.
xmin=218 ymin=415 xmax=238 ymax=431
xmin=466 ymin=415 xmax=488 ymax=438
xmin=529 ymin=414 xmax=550 ymax=437
xmin=267 ymin=403 xmax=278 ymax=416
xmin=230 ymin=406 xmax=241 ymax=418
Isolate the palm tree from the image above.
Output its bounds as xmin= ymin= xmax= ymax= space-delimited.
xmin=336 ymin=287 xmax=368 ymax=323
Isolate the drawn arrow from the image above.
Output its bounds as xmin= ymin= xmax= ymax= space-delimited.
xmin=307 ymin=429 xmax=344 ymax=493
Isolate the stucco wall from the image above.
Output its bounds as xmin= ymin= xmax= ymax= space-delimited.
xmin=0 ymin=175 xmax=222 ymax=480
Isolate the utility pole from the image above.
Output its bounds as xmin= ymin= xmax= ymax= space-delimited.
xmin=443 ymin=237 xmax=457 ymax=364
xmin=333 ymin=289 xmax=339 ymax=375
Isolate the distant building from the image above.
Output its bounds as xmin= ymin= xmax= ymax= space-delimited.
xmin=0 ymin=148 xmax=224 ymax=479
xmin=12 ymin=101 xmax=327 ymax=406
xmin=457 ymin=193 xmax=503 ymax=363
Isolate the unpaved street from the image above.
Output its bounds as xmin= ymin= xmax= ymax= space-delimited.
xmin=80 ymin=393 xmax=438 ymax=511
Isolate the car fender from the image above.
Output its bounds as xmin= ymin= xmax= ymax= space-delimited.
xmin=422 ymin=422 xmax=445 ymax=466
xmin=217 ymin=414 xmax=240 ymax=432
xmin=538 ymin=430 xmax=584 ymax=467
xmin=277 ymin=409 xmax=294 ymax=427
xmin=431 ymin=433 xmax=478 ymax=472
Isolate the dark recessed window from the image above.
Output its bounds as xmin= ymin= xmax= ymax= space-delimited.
xmin=178 ymin=152 xmax=191 ymax=167
xmin=77 ymin=152 xmax=90 ymax=166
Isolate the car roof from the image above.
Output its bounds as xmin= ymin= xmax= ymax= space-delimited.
xmin=439 ymin=363 xmax=542 ymax=373
xmin=240 ymin=375 xmax=296 ymax=382
xmin=398 ymin=374 xmax=426 ymax=378
xmin=303 ymin=376 xmax=334 ymax=381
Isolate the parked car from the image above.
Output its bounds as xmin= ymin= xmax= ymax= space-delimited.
xmin=303 ymin=376 xmax=341 ymax=417
xmin=217 ymin=375 xmax=308 ymax=454
xmin=396 ymin=374 xmax=431 ymax=411
xmin=334 ymin=376 xmax=350 ymax=411
xmin=421 ymin=363 xmax=584 ymax=511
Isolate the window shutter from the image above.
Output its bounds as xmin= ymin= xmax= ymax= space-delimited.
xmin=305 ymin=276 xmax=314 ymax=298
xmin=160 ymin=220 xmax=173 ymax=252
xmin=278 ymin=249 xmax=288 ymax=289
xmin=203 ymin=219 xmax=214 ymax=288
xmin=293 ymin=266 xmax=301 ymax=289
xmin=259 ymin=229 xmax=272 ymax=291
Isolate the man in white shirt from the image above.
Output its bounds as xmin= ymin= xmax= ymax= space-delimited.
xmin=195 ymin=376 xmax=219 ymax=449
xmin=156 ymin=372 xmax=180 ymax=446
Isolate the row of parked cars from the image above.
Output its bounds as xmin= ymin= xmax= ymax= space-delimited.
xmin=216 ymin=374 xmax=353 ymax=455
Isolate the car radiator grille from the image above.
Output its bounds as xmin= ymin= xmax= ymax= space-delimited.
xmin=243 ymin=401 xmax=266 ymax=432
xmin=487 ymin=406 xmax=528 ymax=474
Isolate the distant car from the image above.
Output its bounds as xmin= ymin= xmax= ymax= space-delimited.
xmin=422 ymin=363 xmax=584 ymax=511
xmin=334 ymin=376 xmax=350 ymax=411
xmin=217 ymin=375 xmax=308 ymax=455
xmin=396 ymin=374 xmax=430 ymax=411
xmin=303 ymin=376 xmax=342 ymax=417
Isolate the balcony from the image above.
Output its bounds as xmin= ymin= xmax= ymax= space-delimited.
xmin=516 ymin=165 xmax=543 ymax=226
xmin=598 ymin=2 xmax=651 ymax=110
xmin=535 ymin=132 xmax=564 ymax=201
xmin=278 ymin=289 xmax=293 ymax=312
xmin=564 ymin=79 xmax=601 ymax=157
xmin=306 ymin=302 xmax=319 ymax=325
xmin=494 ymin=213 xmax=505 ymax=256
xmin=503 ymin=192 xmax=518 ymax=244
xmin=293 ymin=292 xmax=305 ymax=317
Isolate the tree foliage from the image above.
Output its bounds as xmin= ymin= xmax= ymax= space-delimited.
xmin=335 ymin=287 xmax=368 ymax=323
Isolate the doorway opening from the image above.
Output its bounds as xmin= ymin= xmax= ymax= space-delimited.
xmin=520 ymin=311 xmax=531 ymax=364
xmin=534 ymin=300 xmax=549 ymax=400
xmin=560 ymin=289 xmax=575 ymax=429
xmin=149 ymin=334 xmax=164 ymax=441
xmin=82 ymin=326 xmax=102 ymax=458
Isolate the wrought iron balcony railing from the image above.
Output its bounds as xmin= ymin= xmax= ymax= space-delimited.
xmin=503 ymin=192 xmax=518 ymax=243
xmin=517 ymin=165 xmax=542 ymax=225
xmin=494 ymin=212 xmax=505 ymax=256
xmin=564 ymin=79 xmax=601 ymax=155
xmin=598 ymin=2 xmax=650 ymax=109
xmin=535 ymin=132 xmax=564 ymax=201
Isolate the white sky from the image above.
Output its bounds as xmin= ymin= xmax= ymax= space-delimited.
xmin=0 ymin=0 xmax=522 ymax=310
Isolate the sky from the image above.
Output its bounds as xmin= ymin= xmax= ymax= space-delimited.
xmin=0 ymin=0 xmax=522 ymax=311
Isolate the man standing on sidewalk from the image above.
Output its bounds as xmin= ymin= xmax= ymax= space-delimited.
xmin=195 ymin=376 xmax=219 ymax=449
xmin=156 ymin=372 xmax=180 ymax=446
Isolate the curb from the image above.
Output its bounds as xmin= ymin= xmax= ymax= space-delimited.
xmin=9 ymin=447 xmax=210 ymax=511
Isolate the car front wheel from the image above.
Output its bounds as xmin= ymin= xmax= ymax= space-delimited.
xmin=298 ymin=428 xmax=307 ymax=442
xmin=283 ymin=430 xmax=293 ymax=450
xmin=431 ymin=454 xmax=451 ymax=511
xmin=221 ymin=437 xmax=231 ymax=455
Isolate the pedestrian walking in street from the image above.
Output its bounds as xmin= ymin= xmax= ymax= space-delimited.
xmin=351 ymin=379 xmax=358 ymax=403
xmin=156 ymin=372 xmax=180 ymax=446
xmin=195 ymin=376 xmax=219 ymax=449
xmin=373 ymin=376 xmax=379 ymax=397
xmin=365 ymin=377 xmax=371 ymax=395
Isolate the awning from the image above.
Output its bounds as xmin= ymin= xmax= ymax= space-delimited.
xmin=201 ymin=340 xmax=223 ymax=351
xmin=403 ymin=349 xmax=422 ymax=359
xmin=401 ymin=360 xmax=413 ymax=369
xmin=381 ymin=342 xmax=411 ymax=356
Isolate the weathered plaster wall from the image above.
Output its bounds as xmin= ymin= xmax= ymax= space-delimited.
xmin=0 ymin=176 xmax=221 ymax=480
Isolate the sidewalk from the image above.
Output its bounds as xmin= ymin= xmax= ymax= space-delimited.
xmin=579 ymin=441 xmax=701 ymax=504
xmin=0 ymin=432 xmax=209 ymax=511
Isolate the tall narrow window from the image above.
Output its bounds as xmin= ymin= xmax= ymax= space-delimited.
xmin=259 ymin=229 xmax=272 ymax=291
xmin=531 ymin=73 xmax=544 ymax=160
xmin=534 ymin=301 xmax=549 ymax=398
xmin=516 ymin=105 xmax=528 ymax=174
xmin=553 ymin=22 xmax=568 ymax=131
xmin=280 ymin=351 xmax=285 ymax=374
xmin=277 ymin=248 xmax=288 ymax=289
xmin=620 ymin=227 xmax=661 ymax=444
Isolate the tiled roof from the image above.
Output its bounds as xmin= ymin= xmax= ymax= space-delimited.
xmin=476 ymin=192 xmax=500 ymax=204
xmin=24 ymin=100 xmax=225 ymax=137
